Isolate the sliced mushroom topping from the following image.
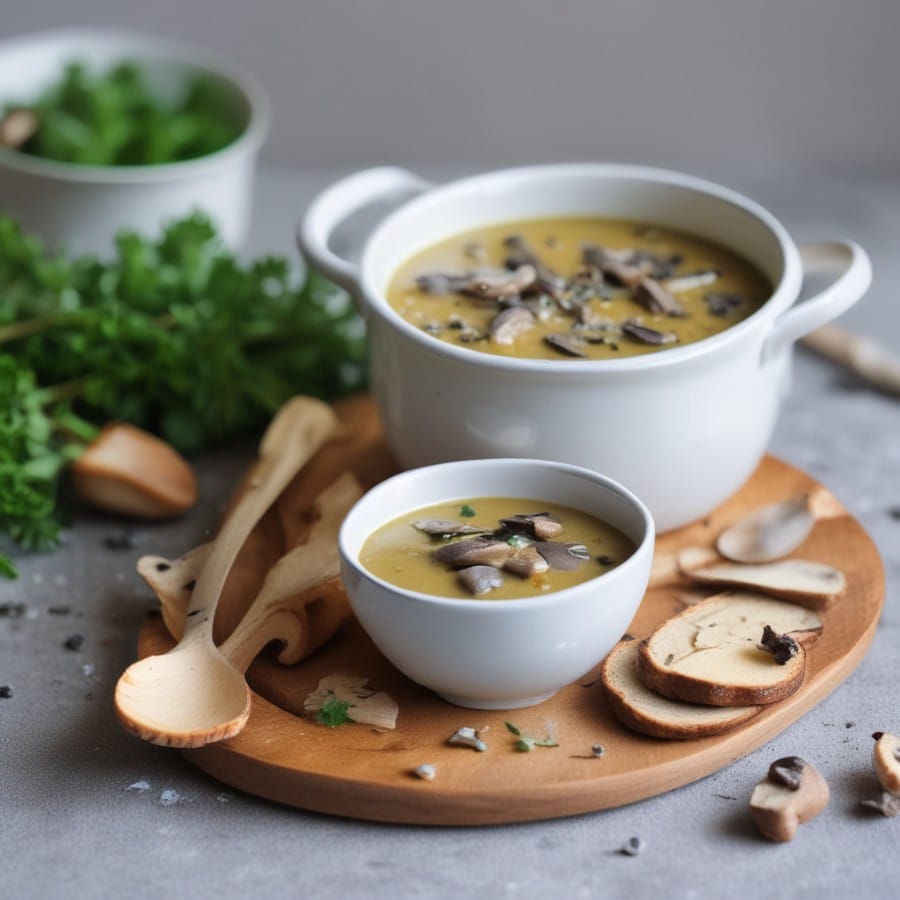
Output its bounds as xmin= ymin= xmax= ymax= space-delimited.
xmin=462 ymin=265 xmax=537 ymax=299
xmin=416 ymin=266 xmax=537 ymax=300
xmin=489 ymin=306 xmax=537 ymax=345
xmin=416 ymin=272 xmax=472 ymax=294
xmin=503 ymin=546 xmax=551 ymax=578
xmin=432 ymin=537 xmax=512 ymax=568
xmin=458 ymin=565 xmax=505 ymax=595
xmin=582 ymin=244 xmax=647 ymax=288
xmin=503 ymin=235 xmax=563 ymax=297
xmin=535 ymin=542 xmax=589 ymax=571
xmin=705 ymin=292 xmax=746 ymax=318
xmin=632 ymin=277 xmax=686 ymax=317
xmin=544 ymin=333 xmax=588 ymax=358
xmin=499 ymin=512 xmax=563 ymax=540
xmin=622 ymin=321 xmax=679 ymax=346
xmin=413 ymin=519 xmax=493 ymax=537
xmin=665 ymin=269 xmax=721 ymax=293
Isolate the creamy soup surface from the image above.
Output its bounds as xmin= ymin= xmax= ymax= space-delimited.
xmin=359 ymin=497 xmax=636 ymax=601
xmin=386 ymin=218 xmax=771 ymax=360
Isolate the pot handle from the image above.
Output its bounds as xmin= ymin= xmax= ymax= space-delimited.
xmin=297 ymin=166 xmax=432 ymax=299
xmin=760 ymin=240 xmax=871 ymax=364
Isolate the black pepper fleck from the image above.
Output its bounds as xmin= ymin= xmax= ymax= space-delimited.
xmin=104 ymin=531 xmax=136 ymax=551
xmin=63 ymin=634 xmax=85 ymax=652
xmin=0 ymin=603 xmax=26 ymax=618
xmin=0 ymin=685 xmax=12 ymax=699
xmin=48 ymin=605 xmax=71 ymax=616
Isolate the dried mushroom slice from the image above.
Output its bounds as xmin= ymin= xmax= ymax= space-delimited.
xmin=676 ymin=547 xmax=846 ymax=609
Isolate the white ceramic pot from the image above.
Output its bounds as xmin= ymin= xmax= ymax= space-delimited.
xmin=300 ymin=164 xmax=871 ymax=531
xmin=338 ymin=458 xmax=654 ymax=709
xmin=0 ymin=28 xmax=269 ymax=254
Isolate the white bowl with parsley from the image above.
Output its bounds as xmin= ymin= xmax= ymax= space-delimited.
xmin=0 ymin=28 xmax=269 ymax=254
xmin=339 ymin=458 xmax=655 ymax=709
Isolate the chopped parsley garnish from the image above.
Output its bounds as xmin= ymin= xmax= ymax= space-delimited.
xmin=315 ymin=698 xmax=353 ymax=728
xmin=459 ymin=504 xmax=477 ymax=518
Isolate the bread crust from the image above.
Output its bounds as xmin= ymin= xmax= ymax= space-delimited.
xmin=635 ymin=591 xmax=820 ymax=707
xmin=601 ymin=641 xmax=760 ymax=739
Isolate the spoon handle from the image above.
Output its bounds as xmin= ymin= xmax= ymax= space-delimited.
xmin=802 ymin=324 xmax=900 ymax=397
xmin=184 ymin=397 xmax=338 ymax=635
xmin=218 ymin=473 xmax=362 ymax=672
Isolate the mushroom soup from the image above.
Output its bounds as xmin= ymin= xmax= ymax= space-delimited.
xmin=386 ymin=218 xmax=771 ymax=360
xmin=359 ymin=497 xmax=635 ymax=601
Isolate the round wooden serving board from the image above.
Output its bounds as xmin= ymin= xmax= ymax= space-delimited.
xmin=137 ymin=403 xmax=884 ymax=826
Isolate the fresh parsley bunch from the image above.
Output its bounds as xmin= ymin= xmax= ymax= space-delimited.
xmin=0 ymin=213 xmax=367 ymax=575
xmin=8 ymin=61 xmax=243 ymax=166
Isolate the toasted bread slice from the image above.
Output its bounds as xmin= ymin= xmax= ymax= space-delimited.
xmin=676 ymin=547 xmax=846 ymax=609
xmin=601 ymin=640 xmax=760 ymax=739
xmin=637 ymin=591 xmax=823 ymax=706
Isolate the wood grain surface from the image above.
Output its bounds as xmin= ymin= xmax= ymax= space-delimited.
xmin=136 ymin=395 xmax=885 ymax=825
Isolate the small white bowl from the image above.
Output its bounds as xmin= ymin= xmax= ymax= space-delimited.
xmin=338 ymin=458 xmax=655 ymax=709
xmin=0 ymin=28 xmax=269 ymax=254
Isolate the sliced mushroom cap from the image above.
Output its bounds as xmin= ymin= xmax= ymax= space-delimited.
xmin=631 ymin=277 xmax=686 ymax=317
xmin=535 ymin=542 xmax=590 ymax=571
xmin=499 ymin=512 xmax=563 ymax=540
xmin=489 ymin=306 xmax=537 ymax=345
xmin=503 ymin=546 xmax=550 ymax=578
xmin=458 ymin=565 xmax=504 ymax=595
xmin=581 ymin=244 xmax=647 ymax=288
xmin=622 ymin=321 xmax=679 ymax=346
xmin=433 ymin=537 xmax=512 ymax=569
xmin=544 ymin=333 xmax=587 ymax=358
xmin=416 ymin=272 xmax=471 ymax=294
xmin=463 ymin=265 xmax=537 ymax=299
xmin=413 ymin=519 xmax=492 ymax=537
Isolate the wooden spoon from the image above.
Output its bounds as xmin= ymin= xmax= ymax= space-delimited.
xmin=114 ymin=396 xmax=337 ymax=747
xmin=716 ymin=487 xmax=845 ymax=563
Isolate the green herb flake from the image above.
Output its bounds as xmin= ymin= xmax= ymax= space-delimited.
xmin=506 ymin=720 xmax=558 ymax=752
xmin=459 ymin=504 xmax=476 ymax=518
xmin=506 ymin=534 xmax=531 ymax=549
xmin=315 ymin=698 xmax=353 ymax=728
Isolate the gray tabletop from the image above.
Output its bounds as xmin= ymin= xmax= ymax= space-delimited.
xmin=2 ymin=166 xmax=898 ymax=900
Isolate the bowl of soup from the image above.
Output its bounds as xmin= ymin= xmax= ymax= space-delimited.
xmin=299 ymin=164 xmax=871 ymax=531
xmin=338 ymin=458 xmax=654 ymax=709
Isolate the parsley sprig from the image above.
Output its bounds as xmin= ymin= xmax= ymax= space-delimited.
xmin=0 ymin=213 xmax=367 ymax=576
xmin=7 ymin=61 xmax=244 ymax=166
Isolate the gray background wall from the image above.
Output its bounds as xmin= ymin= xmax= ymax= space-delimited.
xmin=2 ymin=0 xmax=897 ymax=174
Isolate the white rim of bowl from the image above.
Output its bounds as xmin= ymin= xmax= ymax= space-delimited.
xmin=358 ymin=162 xmax=804 ymax=374
xmin=0 ymin=26 xmax=270 ymax=183
xmin=339 ymin=457 xmax=655 ymax=612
